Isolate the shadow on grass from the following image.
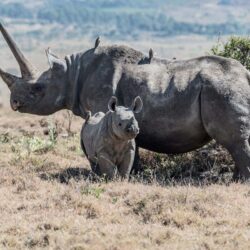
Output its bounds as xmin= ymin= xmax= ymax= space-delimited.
xmin=40 ymin=141 xmax=236 ymax=186
xmin=130 ymin=141 xmax=235 ymax=186
xmin=40 ymin=167 xmax=101 ymax=184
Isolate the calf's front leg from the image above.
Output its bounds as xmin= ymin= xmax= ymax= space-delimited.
xmin=98 ymin=153 xmax=117 ymax=179
xmin=118 ymin=149 xmax=135 ymax=180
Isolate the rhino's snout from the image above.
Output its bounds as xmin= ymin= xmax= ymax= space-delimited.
xmin=11 ymin=99 xmax=24 ymax=111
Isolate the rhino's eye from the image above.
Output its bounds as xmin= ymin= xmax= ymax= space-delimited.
xmin=29 ymin=91 xmax=35 ymax=97
xmin=34 ymin=85 xmax=43 ymax=92
xmin=118 ymin=123 xmax=122 ymax=127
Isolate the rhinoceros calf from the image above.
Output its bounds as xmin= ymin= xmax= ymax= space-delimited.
xmin=81 ymin=96 xmax=143 ymax=179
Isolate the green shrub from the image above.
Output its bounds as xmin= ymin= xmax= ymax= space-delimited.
xmin=211 ymin=36 xmax=250 ymax=70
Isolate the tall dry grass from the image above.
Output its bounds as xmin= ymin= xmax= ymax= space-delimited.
xmin=0 ymin=107 xmax=249 ymax=250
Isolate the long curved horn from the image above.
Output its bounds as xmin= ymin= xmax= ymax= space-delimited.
xmin=0 ymin=67 xmax=20 ymax=88
xmin=0 ymin=23 xmax=37 ymax=79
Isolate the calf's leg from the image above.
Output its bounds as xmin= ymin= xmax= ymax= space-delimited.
xmin=97 ymin=154 xmax=117 ymax=179
xmin=118 ymin=149 xmax=135 ymax=179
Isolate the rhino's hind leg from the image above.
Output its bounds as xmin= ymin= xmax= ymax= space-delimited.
xmin=203 ymin=121 xmax=250 ymax=180
xmin=201 ymin=87 xmax=250 ymax=180
xmin=229 ymin=140 xmax=250 ymax=180
xmin=206 ymin=131 xmax=250 ymax=181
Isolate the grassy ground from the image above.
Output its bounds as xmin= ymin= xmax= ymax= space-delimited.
xmin=0 ymin=107 xmax=249 ymax=250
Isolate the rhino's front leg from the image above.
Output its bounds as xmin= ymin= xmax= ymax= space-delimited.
xmin=118 ymin=149 xmax=135 ymax=179
xmin=131 ymin=146 xmax=143 ymax=173
xmin=98 ymin=154 xmax=117 ymax=179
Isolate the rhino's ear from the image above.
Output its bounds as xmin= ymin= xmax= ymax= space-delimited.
xmin=46 ymin=48 xmax=67 ymax=72
xmin=131 ymin=96 xmax=143 ymax=113
xmin=108 ymin=96 xmax=118 ymax=112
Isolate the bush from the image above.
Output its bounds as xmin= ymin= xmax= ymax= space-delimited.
xmin=211 ymin=36 xmax=250 ymax=70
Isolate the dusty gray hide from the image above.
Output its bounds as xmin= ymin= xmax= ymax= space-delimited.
xmin=1 ymin=23 xmax=250 ymax=180
xmin=81 ymin=96 xmax=143 ymax=179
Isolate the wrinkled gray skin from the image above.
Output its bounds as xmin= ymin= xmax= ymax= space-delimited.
xmin=81 ymin=96 xmax=143 ymax=179
xmin=1 ymin=23 xmax=250 ymax=180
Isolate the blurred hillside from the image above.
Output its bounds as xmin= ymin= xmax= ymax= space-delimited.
xmin=0 ymin=0 xmax=249 ymax=40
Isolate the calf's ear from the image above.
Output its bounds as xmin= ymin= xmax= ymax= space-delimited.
xmin=108 ymin=96 xmax=118 ymax=112
xmin=131 ymin=96 xmax=143 ymax=113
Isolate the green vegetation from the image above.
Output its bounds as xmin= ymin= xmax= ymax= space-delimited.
xmin=211 ymin=36 xmax=250 ymax=70
xmin=11 ymin=135 xmax=55 ymax=157
xmin=81 ymin=185 xmax=105 ymax=198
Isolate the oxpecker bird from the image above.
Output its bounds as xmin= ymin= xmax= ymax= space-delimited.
xmin=149 ymin=48 xmax=154 ymax=62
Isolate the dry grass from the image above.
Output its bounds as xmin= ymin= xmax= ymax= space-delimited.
xmin=0 ymin=107 xmax=249 ymax=250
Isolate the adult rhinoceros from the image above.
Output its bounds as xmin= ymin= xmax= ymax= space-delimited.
xmin=0 ymin=23 xmax=250 ymax=180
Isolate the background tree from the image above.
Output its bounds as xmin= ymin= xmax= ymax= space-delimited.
xmin=211 ymin=36 xmax=250 ymax=70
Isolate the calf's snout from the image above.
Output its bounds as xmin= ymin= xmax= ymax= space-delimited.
xmin=126 ymin=124 xmax=139 ymax=135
